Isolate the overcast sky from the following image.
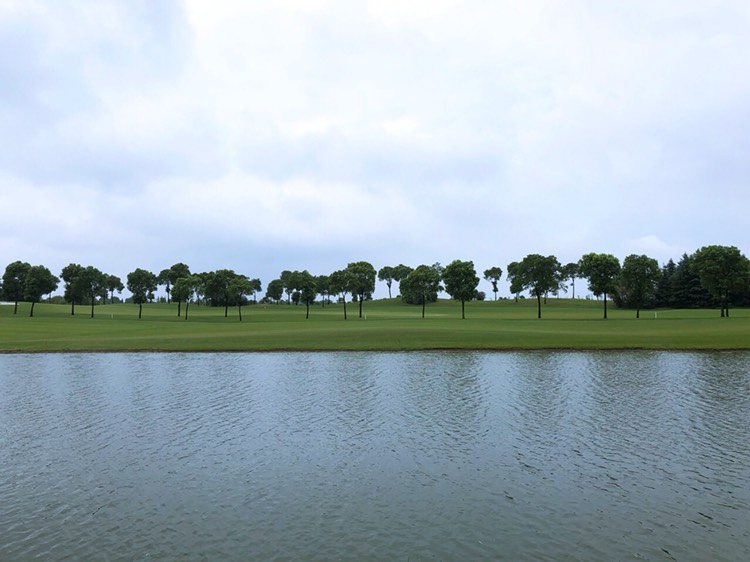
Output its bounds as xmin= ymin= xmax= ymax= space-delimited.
xmin=1 ymin=0 xmax=749 ymax=298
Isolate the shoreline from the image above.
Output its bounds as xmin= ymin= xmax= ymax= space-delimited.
xmin=2 ymin=346 xmax=749 ymax=354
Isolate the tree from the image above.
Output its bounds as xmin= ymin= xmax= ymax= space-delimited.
xmin=400 ymin=264 xmax=443 ymax=318
xmin=654 ymin=259 xmax=677 ymax=308
xmin=315 ymin=274 xmax=330 ymax=307
xmin=280 ymin=270 xmax=294 ymax=304
xmin=192 ymin=272 xmax=210 ymax=305
xmin=508 ymin=254 xmax=562 ymax=319
xmin=157 ymin=269 xmax=172 ymax=303
xmin=444 ymin=260 xmax=480 ymax=319
xmin=78 ymin=266 xmax=106 ymax=318
xmin=654 ymin=254 xmax=712 ymax=309
xmin=378 ymin=266 xmax=397 ymax=299
xmin=294 ymin=270 xmax=317 ymax=319
xmin=561 ymin=262 xmax=579 ymax=299
xmin=159 ymin=263 xmax=191 ymax=304
xmin=346 ymin=261 xmax=376 ymax=318
xmin=229 ymin=275 xmax=254 ymax=321
xmin=578 ymin=253 xmax=621 ymax=319
xmin=506 ymin=261 xmax=523 ymax=302
xmin=265 ymin=279 xmax=284 ymax=303
xmin=205 ymin=269 xmax=237 ymax=317
xmin=24 ymin=265 xmax=58 ymax=317
xmin=104 ymin=274 xmax=124 ymax=304
xmin=171 ymin=275 xmax=197 ymax=318
xmin=393 ymin=264 xmax=413 ymax=295
xmin=2 ymin=261 xmax=31 ymax=314
xmin=61 ymin=263 xmax=86 ymax=315
xmin=692 ymin=245 xmax=750 ymax=317
xmin=127 ymin=268 xmax=157 ymax=319
xmin=620 ymin=254 xmax=661 ymax=318
xmin=248 ymin=278 xmax=262 ymax=303
xmin=483 ymin=266 xmax=503 ymax=301
xmin=329 ymin=269 xmax=354 ymax=320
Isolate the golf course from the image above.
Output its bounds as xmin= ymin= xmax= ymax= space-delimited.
xmin=1 ymin=298 xmax=747 ymax=352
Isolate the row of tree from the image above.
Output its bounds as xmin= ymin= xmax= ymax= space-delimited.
xmin=502 ymin=246 xmax=750 ymax=319
xmin=2 ymin=245 xmax=748 ymax=319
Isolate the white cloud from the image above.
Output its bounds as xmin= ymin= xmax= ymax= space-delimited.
xmin=625 ymin=236 xmax=687 ymax=264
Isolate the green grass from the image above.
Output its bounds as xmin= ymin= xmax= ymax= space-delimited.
xmin=0 ymin=298 xmax=748 ymax=352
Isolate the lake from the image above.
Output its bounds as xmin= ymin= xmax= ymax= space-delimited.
xmin=1 ymin=351 xmax=749 ymax=561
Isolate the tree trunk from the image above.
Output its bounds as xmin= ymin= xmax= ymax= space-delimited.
xmin=359 ymin=294 xmax=363 ymax=318
xmin=224 ymin=303 xmax=229 ymax=317
xmin=306 ymin=303 xmax=310 ymax=319
xmin=71 ymin=301 xmax=75 ymax=316
xmin=387 ymin=282 xmax=392 ymax=299
xmin=138 ymin=303 xmax=142 ymax=319
xmin=14 ymin=300 xmax=18 ymax=314
xmin=239 ymin=305 xmax=243 ymax=321
xmin=177 ymin=301 xmax=181 ymax=317
xmin=185 ymin=302 xmax=190 ymax=320
xmin=343 ymin=300 xmax=347 ymax=320
xmin=603 ymin=293 xmax=608 ymax=319
xmin=29 ymin=301 xmax=35 ymax=317
xmin=636 ymin=305 xmax=640 ymax=319
xmin=421 ymin=299 xmax=426 ymax=319
xmin=461 ymin=299 xmax=465 ymax=320
xmin=537 ymin=294 xmax=542 ymax=319
xmin=725 ymin=291 xmax=730 ymax=317
xmin=90 ymin=299 xmax=95 ymax=318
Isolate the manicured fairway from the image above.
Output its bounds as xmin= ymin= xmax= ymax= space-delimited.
xmin=0 ymin=298 xmax=748 ymax=352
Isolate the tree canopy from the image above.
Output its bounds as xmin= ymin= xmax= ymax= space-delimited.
xmin=346 ymin=261 xmax=376 ymax=318
xmin=620 ymin=254 xmax=660 ymax=318
xmin=483 ymin=266 xmax=503 ymax=301
xmin=24 ymin=265 xmax=59 ymax=317
xmin=171 ymin=275 xmax=198 ymax=318
xmin=2 ymin=261 xmax=31 ymax=314
xmin=329 ymin=268 xmax=354 ymax=319
xmin=444 ymin=260 xmax=479 ymax=319
xmin=127 ymin=268 xmax=157 ymax=319
xmin=578 ymin=253 xmax=621 ymax=319
xmin=692 ymin=245 xmax=750 ymax=317
xmin=61 ymin=263 xmax=85 ymax=315
xmin=400 ymin=264 xmax=443 ymax=318
xmin=506 ymin=254 xmax=562 ymax=319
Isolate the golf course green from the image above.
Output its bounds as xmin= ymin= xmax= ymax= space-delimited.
xmin=1 ymin=298 xmax=747 ymax=352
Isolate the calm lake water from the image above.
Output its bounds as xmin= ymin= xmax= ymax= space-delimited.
xmin=1 ymin=351 xmax=749 ymax=561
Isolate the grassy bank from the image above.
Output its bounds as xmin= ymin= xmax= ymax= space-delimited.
xmin=0 ymin=298 xmax=748 ymax=352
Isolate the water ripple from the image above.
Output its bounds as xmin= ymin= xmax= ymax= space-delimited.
xmin=1 ymin=351 xmax=749 ymax=560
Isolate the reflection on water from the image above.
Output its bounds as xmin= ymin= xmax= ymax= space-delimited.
xmin=1 ymin=351 xmax=749 ymax=561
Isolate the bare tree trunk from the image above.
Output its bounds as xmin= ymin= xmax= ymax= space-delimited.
xmin=537 ymin=295 xmax=542 ymax=319
xmin=603 ymin=293 xmax=608 ymax=319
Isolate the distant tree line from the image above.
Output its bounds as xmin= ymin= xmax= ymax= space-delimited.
xmin=2 ymin=245 xmax=749 ymax=319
